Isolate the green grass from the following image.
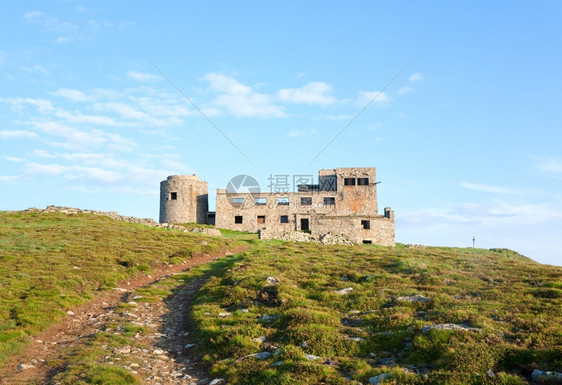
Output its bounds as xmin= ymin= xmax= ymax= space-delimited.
xmin=189 ymin=240 xmax=562 ymax=384
xmin=0 ymin=210 xmax=234 ymax=367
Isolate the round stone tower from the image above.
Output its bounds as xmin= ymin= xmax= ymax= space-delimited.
xmin=159 ymin=175 xmax=208 ymax=224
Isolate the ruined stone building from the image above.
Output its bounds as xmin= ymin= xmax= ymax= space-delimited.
xmin=159 ymin=167 xmax=395 ymax=246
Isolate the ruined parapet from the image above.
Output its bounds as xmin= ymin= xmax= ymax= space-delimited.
xmin=159 ymin=175 xmax=208 ymax=224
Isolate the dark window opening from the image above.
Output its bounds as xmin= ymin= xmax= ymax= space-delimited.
xmin=344 ymin=177 xmax=356 ymax=186
xmin=257 ymin=215 xmax=266 ymax=224
xmin=301 ymin=197 xmax=312 ymax=205
xmin=357 ymin=178 xmax=369 ymax=185
xmin=300 ymin=218 xmax=309 ymax=231
xmin=232 ymin=198 xmax=244 ymax=205
xmin=280 ymin=215 xmax=289 ymax=223
xmin=255 ymin=198 xmax=266 ymax=206
xmin=363 ymin=240 xmax=372 ymax=244
xmin=323 ymin=197 xmax=335 ymax=206
xmin=361 ymin=220 xmax=370 ymax=229
xmin=234 ymin=216 xmax=243 ymax=224
xmin=170 ymin=192 xmax=177 ymax=200
xmin=277 ymin=197 xmax=289 ymax=206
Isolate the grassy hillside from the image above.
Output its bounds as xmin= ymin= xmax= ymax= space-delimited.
xmin=189 ymin=239 xmax=562 ymax=384
xmin=0 ymin=210 xmax=233 ymax=366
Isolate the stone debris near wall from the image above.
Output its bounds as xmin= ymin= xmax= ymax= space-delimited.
xmin=259 ymin=229 xmax=355 ymax=246
xmin=25 ymin=206 xmax=221 ymax=237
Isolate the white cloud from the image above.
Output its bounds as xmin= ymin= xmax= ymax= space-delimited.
xmin=0 ymin=97 xmax=55 ymax=113
xmin=127 ymin=71 xmax=160 ymax=82
xmin=409 ymin=72 xmax=424 ymax=83
xmin=201 ymin=73 xmax=285 ymax=118
xmin=460 ymin=182 xmax=520 ymax=195
xmin=22 ymin=65 xmax=50 ymax=76
xmin=24 ymin=11 xmax=77 ymax=32
xmin=356 ymin=90 xmax=392 ymax=106
xmin=0 ymin=130 xmax=38 ymax=139
xmin=537 ymin=158 xmax=562 ymax=175
xmin=52 ymin=88 xmax=89 ymax=102
xmin=277 ymin=82 xmax=337 ymax=105
xmin=4 ymin=156 xmax=27 ymax=162
xmin=398 ymin=86 xmax=413 ymax=95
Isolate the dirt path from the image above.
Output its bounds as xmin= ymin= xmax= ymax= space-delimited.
xmin=0 ymin=247 xmax=245 ymax=384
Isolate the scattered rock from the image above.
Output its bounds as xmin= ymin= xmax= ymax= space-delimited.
xmin=266 ymin=276 xmax=280 ymax=285
xmin=305 ymin=354 xmax=321 ymax=361
xmin=184 ymin=343 xmax=195 ymax=349
xmin=335 ymin=287 xmax=354 ymax=295
xmin=422 ymin=323 xmax=482 ymax=333
xmin=66 ymin=311 xmax=75 ymax=316
xmin=253 ymin=351 xmax=271 ymax=360
xmin=152 ymin=348 xmax=165 ymax=355
xmin=531 ymin=369 xmax=562 ymax=383
xmin=113 ymin=347 xmax=131 ymax=354
xmin=17 ymin=364 xmax=35 ymax=371
xmin=397 ymin=294 xmax=429 ymax=302
xmin=218 ymin=312 xmax=231 ymax=318
xmin=368 ymin=372 xmax=392 ymax=384
xmin=209 ymin=379 xmax=224 ymax=385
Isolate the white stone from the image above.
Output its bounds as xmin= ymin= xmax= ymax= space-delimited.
xmin=66 ymin=311 xmax=75 ymax=316
xmin=209 ymin=379 xmax=224 ymax=385
xmin=368 ymin=373 xmax=392 ymax=384
xmin=422 ymin=323 xmax=482 ymax=333
xmin=531 ymin=369 xmax=562 ymax=382
xmin=397 ymin=294 xmax=429 ymax=302
xmin=17 ymin=364 xmax=35 ymax=371
xmin=335 ymin=287 xmax=354 ymax=295
xmin=152 ymin=348 xmax=165 ymax=355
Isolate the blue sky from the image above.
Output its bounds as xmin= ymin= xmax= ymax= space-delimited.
xmin=1 ymin=1 xmax=561 ymax=265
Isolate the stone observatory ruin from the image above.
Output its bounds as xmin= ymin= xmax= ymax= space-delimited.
xmin=159 ymin=167 xmax=395 ymax=246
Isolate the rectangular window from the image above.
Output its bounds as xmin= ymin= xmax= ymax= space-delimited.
xmin=277 ymin=197 xmax=289 ymax=206
xmin=361 ymin=220 xmax=370 ymax=229
xmin=255 ymin=197 xmax=266 ymax=206
xmin=323 ymin=197 xmax=335 ymax=206
xmin=170 ymin=192 xmax=177 ymax=200
xmin=363 ymin=240 xmax=372 ymax=244
xmin=232 ymin=198 xmax=244 ymax=205
xmin=234 ymin=216 xmax=243 ymax=224
xmin=344 ymin=177 xmax=356 ymax=186
xmin=300 ymin=197 xmax=312 ymax=205
xmin=280 ymin=215 xmax=289 ymax=223
xmin=357 ymin=178 xmax=369 ymax=185
xmin=257 ymin=215 xmax=266 ymax=224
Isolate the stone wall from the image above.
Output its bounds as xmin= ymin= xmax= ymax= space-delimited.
xmin=26 ymin=206 xmax=221 ymax=236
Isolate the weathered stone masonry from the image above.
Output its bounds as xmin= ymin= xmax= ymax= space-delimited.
xmin=160 ymin=167 xmax=395 ymax=246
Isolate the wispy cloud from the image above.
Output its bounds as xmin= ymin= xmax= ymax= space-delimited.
xmin=356 ymin=90 xmax=391 ymax=106
xmin=0 ymin=130 xmax=38 ymax=139
xmin=409 ymin=72 xmax=424 ymax=83
xmin=537 ymin=158 xmax=562 ymax=176
xmin=398 ymin=86 xmax=413 ymax=95
xmin=52 ymin=88 xmax=89 ymax=102
xmin=460 ymin=182 xmax=520 ymax=195
xmin=24 ymin=11 xmax=77 ymax=32
xmin=127 ymin=71 xmax=160 ymax=82
xmin=277 ymin=82 xmax=337 ymax=105
xmin=201 ymin=73 xmax=285 ymax=118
